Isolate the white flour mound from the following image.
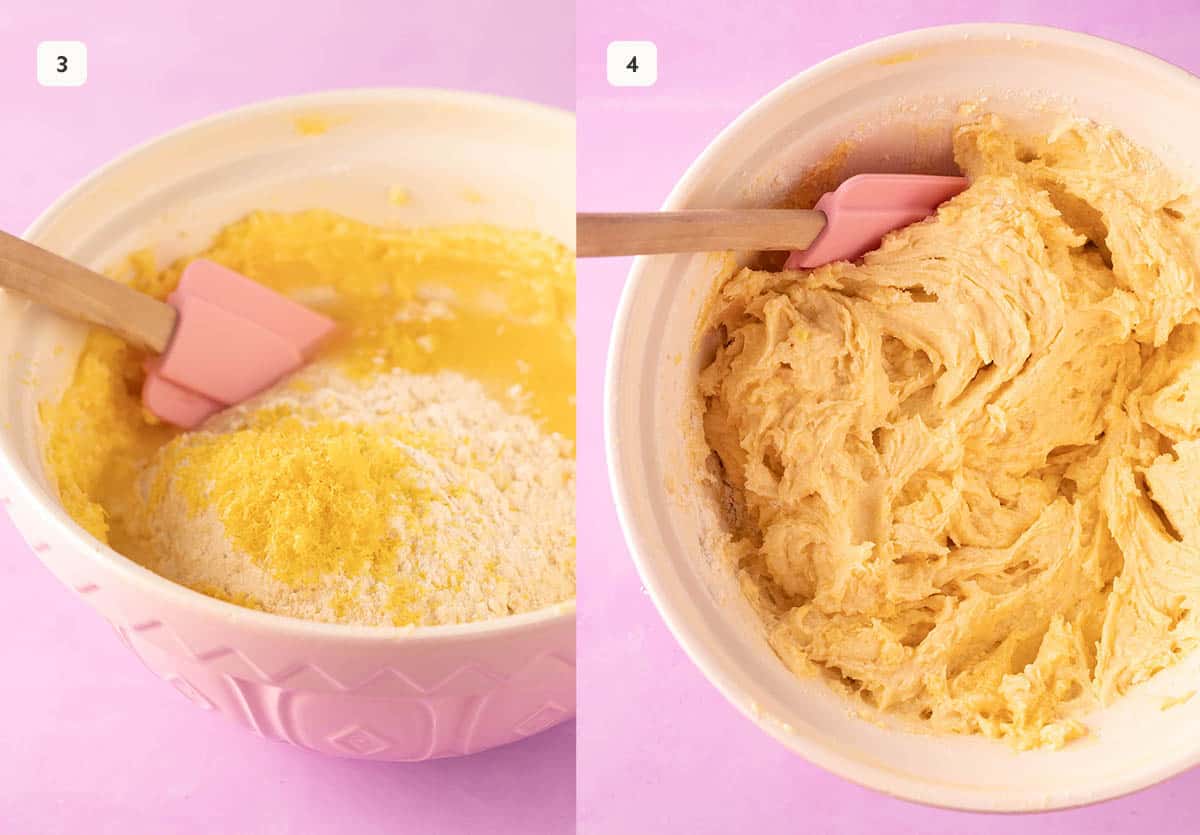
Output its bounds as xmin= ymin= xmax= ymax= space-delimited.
xmin=137 ymin=365 xmax=576 ymax=626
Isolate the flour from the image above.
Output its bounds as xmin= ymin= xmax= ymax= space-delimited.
xmin=136 ymin=364 xmax=576 ymax=626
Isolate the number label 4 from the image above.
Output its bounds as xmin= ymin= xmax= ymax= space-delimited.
xmin=608 ymin=41 xmax=657 ymax=88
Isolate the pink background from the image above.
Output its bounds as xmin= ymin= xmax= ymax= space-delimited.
xmin=0 ymin=2 xmax=573 ymax=833
xmin=576 ymin=2 xmax=1200 ymax=834
xmin=10 ymin=1 xmax=1200 ymax=832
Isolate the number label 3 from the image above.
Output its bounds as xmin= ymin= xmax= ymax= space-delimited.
xmin=37 ymin=41 xmax=87 ymax=87
xmin=608 ymin=41 xmax=657 ymax=88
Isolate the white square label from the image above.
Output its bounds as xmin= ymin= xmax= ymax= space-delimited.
xmin=607 ymin=41 xmax=657 ymax=88
xmin=37 ymin=41 xmax=87 ymax=87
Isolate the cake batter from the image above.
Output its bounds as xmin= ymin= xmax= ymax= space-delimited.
xmin=699 ymin=115 xmax=1200 ymax=748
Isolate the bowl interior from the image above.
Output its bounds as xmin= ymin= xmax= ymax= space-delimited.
xmin=0 ymin=89 xmax=574 ymax=544
xmin=608 ymin=25 xmax=1200 ymax=810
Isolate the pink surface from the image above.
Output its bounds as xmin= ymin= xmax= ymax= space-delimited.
xmin=577 ymin=2 xmax=1200 ymax=834
xmin=0 ymin=2 xmax=572 ymax=833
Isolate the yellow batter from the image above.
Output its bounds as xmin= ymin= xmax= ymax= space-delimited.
xmin=699 ymin=116 xmax=1200 ymax=748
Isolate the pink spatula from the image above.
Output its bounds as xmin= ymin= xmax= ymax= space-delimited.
xmin=577 ymin=174 xmax=968 ymax=266
xmin=0 ymin=230 xmax=335 ymax=429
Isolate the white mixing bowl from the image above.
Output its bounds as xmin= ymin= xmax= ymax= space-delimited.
xmin=0 ymin=89 xmax=575 ymax=760
xmin=606 ymin=24 xmax=1200 ymax=810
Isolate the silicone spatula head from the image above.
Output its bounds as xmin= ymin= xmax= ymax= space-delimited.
xmin=783 ymin=174 xmax=969 ymax=270
xmin=141 ymin=260 xmax=336 ymax=428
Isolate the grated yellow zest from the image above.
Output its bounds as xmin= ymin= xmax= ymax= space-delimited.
xmin=191 ymin=582 xmax=264 ymax=612
xmin=147 ymin=405 xmax=443 ymax=624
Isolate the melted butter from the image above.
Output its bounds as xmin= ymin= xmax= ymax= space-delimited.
xmin=169 ymin=211 xmax=576 ymax=438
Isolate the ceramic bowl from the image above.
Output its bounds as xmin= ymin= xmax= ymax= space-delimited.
xmin=607 ymin=24 xmax=1200 ymax=810
xmin=0 ymin=88 xmax=575 ymax=761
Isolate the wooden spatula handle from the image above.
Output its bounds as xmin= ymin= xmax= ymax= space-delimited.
xmin=0 ymin=229 xmax=177 ymax=354
xmin=576 ymin=209 xmax=828 ymax=257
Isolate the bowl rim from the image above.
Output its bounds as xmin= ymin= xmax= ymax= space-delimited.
xmin=1 ymin=86 xmax=576 ymax=645
xmin=605 ymin=23 xmax=1200 ymax=811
